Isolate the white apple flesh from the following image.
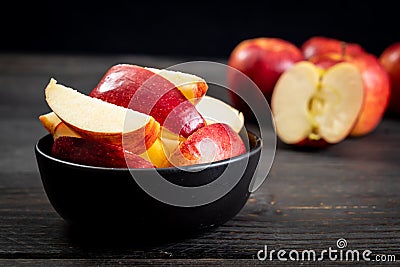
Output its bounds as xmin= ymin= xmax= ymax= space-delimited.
xmin=196 ymin=95 xmax=245 ymax=133
xmin=45 ymin=78 xmax=160 ymax=154
xmin=271 ymin=61 xmax=364 ymax=146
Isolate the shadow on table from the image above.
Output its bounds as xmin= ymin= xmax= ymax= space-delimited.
xmin=63 ymin=222 xmax=213 ymax=249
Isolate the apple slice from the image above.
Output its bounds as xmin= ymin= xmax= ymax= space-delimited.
xmin=196 ymin=95 xmax=244 ymax=133
xmin=45 ymin=78 xmax=160 ymax=154
xmin=89 ymin=64 xmax=206 ymax=138
xmin=39 ymin=112 xmax=81 ymax=139
xmin=145 ymin=67 xmax=208 ymax=103
xmin=53 ymin=122 xmax=81 ymax=140
xmin=139 ymin=138 xmax=170 ymax=168
xmin=271 ymin=61 xmax=364 ymax=146
xmin=169 ymin=123 xmax=246 ymax=167
xmin=52 ymin=136 xmax=154 ymax=168
xmin=39 ymin=112 xmax=62 ymax=135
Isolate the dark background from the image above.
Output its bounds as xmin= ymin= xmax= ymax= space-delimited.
xmin=2 ymin=1 xmax=398 ymax=59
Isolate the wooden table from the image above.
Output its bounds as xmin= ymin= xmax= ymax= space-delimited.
xmin=1 ymin=54 xmax=399 ymax=266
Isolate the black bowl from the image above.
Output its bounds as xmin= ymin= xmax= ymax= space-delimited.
xmin=35 ymin=132 xmax=262 ymax=235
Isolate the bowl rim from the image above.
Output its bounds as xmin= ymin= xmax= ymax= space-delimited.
xmin=35 ymin=131 xmax=263 ymax=172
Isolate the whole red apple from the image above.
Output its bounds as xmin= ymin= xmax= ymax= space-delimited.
xmin=380 ymin=42 xmax=400 ymax=116
xmin=302 ymin=36 xmax=365 ymax=59
xmin=227 ymin=37 xmax=304 ymax=116
xmin=309 ymin=52 xmax=391 ymax=136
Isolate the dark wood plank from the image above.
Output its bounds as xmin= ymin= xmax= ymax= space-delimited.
xmin=0 ymin=53 xmax=399 ymax=264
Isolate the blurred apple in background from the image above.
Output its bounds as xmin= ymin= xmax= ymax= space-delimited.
xmin=227 ymin=37 xmax=304 ymax=120
xmin=301 ymin=36 xmax=366 ymax=59
xmin=309 ymin=51 xmax=391 ymax=137
xmin=380 ymin=42 xmax=400 ymax=116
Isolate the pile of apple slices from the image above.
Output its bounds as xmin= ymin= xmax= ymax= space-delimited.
xmin=40 ymin=64 xmax=246 ymax=168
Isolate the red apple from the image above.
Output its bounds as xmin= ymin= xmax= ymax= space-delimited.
xmin=380 ymin=42 xmax=400 ymax=115
xmin=39 ymin=111 xmax=169 ymax=168
xmin=271 ymin=61 xmax=364 ymax=147
xmin=45 ymin=78 xmax=160 ymax=154
xmin=309 ymin=52 xmax=391 ymax=136
xmin=169 ymin=123 xmax=246 ymax=166
xmin=145 ymin=67 xmax=208 ymax=104
xmin=52 ymin=136 xmax=154 ymax=168
xmin=89 ymin=64 xmax=206 ymax=138
xmin=227 ymin=37 xmax=304 ymax=116
xmin=302 ymin=36 xmax=366 ymax=59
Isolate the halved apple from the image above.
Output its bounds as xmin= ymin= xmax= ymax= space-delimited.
xmin=145 ymin=67 xmax=208 ymax=103
xmin=271 ymin=61 xmax=364 ymax=146
xmin=45 ymin=78 xmax=160 ymax=154
xmin=196 ymin=95 xmax=244 ymax=133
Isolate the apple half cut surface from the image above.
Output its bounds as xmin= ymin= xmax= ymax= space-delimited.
xmin=45 ymin=78 xmax=160 ymax=154
xmin=271 ymin=61 xmax=364 ymax=146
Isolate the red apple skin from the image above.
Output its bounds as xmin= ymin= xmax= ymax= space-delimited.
xmin=291 ymin=138 xmax=330 ymax=149
xmin=302 ymin=36 xmax=366 ymax=59
xmin=52 ymin=136 xmax=154 ymax=168
xmin=169 ymin=123 xmax=246 ymax=166
xmin=380 ymin=42 xmax=400 ymax=116
xmin=227 ymin=37 xmax=304 ymax=111
xmin=309 ymin=52 xmax=391 ymax=136
xmin=89 ymin=64 xmax=205 ymax=138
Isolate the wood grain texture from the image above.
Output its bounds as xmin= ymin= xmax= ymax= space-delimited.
xmin=0 ymin=54 xmax=399 ymax=265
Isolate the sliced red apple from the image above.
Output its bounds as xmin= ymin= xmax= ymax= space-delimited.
xmin=168 ymin=123 xmax=246 ymax=167
xmin=196 ymin=95 xmax=244 ymax=133
xmin=52 ymin=136 xmax=154 ymax=168
xmin=45 ymin=78 xmax=160 ymax=154
xmin=53 ymin=121 xmax=81 ymax=140
xmin=89 ymin=64 xmax=205 ymax=138
xmin=39 ymin=112 xmax=81 ymax=139
xmin=271 ymin=61 xmax=364 ymax=146
xmin=39 ymin=112 xmax=62 ymax=135
xmin=139 ymin=138 xmax=170 ymax=168
xmin=145 ymin=67 xmax=208 ymax=103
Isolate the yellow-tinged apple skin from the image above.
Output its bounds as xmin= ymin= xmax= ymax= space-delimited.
xmin=139 ymin=138 xmax=170 ymax=168
xmin=309 ymin=52 xmax=391 ymax=136
xmin=301 ymin=36 xmax=366 ymax=59
xmin=169 ymin=123 xmax=246 ymax=167
xmin=227 ymin=37 xmax=304 ymax=119
xmin=380 ymin=42 xmax=400 ymax=116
